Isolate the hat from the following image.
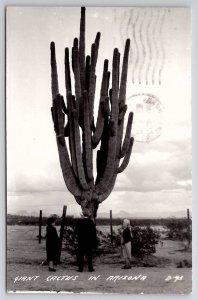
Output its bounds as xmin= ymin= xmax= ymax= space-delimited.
xmin=47 ymin=215 xmax=57 ymax=225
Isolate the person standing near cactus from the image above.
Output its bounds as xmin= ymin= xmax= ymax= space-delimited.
xmin=46 ymin=216 xmax=60 ymax=272
xmin=121 ymin=218 xmax=132 ymax=269
xmin=75 ymin=212 xmax=97 ymax=272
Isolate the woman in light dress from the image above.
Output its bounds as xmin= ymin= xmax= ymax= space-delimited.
xmin=121 ymin=219 xmax=132 ymax=269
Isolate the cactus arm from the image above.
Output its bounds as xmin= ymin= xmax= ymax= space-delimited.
xmin=95 ymin=114 xmax=109 ymax=185
xmin=92 ymin=59 xmax=109 ymax=148
xmin=118 ymin=39 xmax=130 ymax=108
xmin=72 ymin=107 xmax=89 ymax=190
xmin=98 ymin=136 xmax=134 ymax=202
xmin=57 ymin=135 xmax=82 ymax=198
xmin=116 ymin=39 xmax=131 ymax=158
xmin=117 ymin=51 xmax=120 ymax=89
xmin=120 ymin=112 xmax=133 ymax=158
xmin=118 ymin=104 xmax=127 ymax=124
xmin=94 ymin=32 xmax=100 ymax=61
xmin=50 ymin=41 xmax=59 ymax=100
xmin=79 ymin=7 xmax=86 ymax=92
xmin=98 ymin=173 xmax=117 ymax=203
xmin=66 ymin=92 xmax=78 ymax=177
xmin=100 ymin=113 xmax=133 ymax=198
xmin=110 ymin=49 xmax=120 ymax=129
xmin=93 ymin=33 xmax=100 ymax=75
xmin=57 ymin=137 xmax=82 ymax=198
xmin=64 ymin=47 xmax=72 ymax=93
xmin=97 ymin=41 xmax=131 ymax=196
xmin=52 ymin=95 xmax=65 ymax=137
xmin=109 ymin=88 xmax=112 ymax=104
xmin=88 ymin=33 xmax=100 ymax=125
xmin=50 ymin=44 xmax=76 ymax=186
xmin=82 ymin=90 xmax=94 ymax=182
xmin=96 ymin=48 xmax=120 ymax=194
xmin=61 ymin=55 xmax=70 ymax=134
xmin=72 ymin=38 xmax=82 ymax=117
xmin=85 ymin=55 xmax=90 ymax=92
xmin=104 ymin=96 xmax=111 ymax=116
xmin=52 ymin=94 xmax=81 ymax=197
xmin=117 ymin=137 xmax=134 ymax=173
xmin=88 ymin=43 xmax=97 ymax=123
xmin=96 ymin=150 xmax=102 ymax=179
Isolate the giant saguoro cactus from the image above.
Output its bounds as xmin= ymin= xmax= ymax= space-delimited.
xmin=50 ymin=7 xmax=134 ymax=219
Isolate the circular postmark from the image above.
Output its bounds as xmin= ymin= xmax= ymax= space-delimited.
xmin=127 ymin=93 xmax=164 ymax=143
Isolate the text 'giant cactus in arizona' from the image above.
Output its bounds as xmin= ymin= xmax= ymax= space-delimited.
xmin=50 ymin=7 xmax=134 ymax=219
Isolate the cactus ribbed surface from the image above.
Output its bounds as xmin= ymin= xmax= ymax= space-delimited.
xmin=50 ymin=7 xmax=134 ymax=219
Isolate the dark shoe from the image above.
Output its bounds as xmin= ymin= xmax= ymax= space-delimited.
xmin=77 ymin=269 xmax=83 ymax=272
xmin=89 ymin=269 xmax=95 ymax=272
xmin=49 ymin=267 xmax=56 ymax=272
xmin=121 ymin=266 xmax=131 ymax=269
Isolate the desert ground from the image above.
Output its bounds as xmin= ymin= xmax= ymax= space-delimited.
xmin=7 ymin=225 xmax=192 ymax=294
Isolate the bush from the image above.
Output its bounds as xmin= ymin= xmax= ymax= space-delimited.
xmin=63 ymin=225 xmax=160 ymax=259
xmin=165 ymin=219 xmax=192 ymax=241
xmin=130 ymin=226 xmax=160 ymax=258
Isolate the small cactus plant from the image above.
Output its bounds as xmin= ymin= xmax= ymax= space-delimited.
xmin=50 ymin=7 xmax=134 ymax=219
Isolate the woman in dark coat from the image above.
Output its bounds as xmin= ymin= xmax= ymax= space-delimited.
xmin=46 ymin=217 xmax=59 ymax=272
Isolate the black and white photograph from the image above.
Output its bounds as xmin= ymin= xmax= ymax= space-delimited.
xmin=6 ymin=6 xmax=192 ymax=293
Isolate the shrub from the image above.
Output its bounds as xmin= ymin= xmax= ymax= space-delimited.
xmin=130 ymin=226 xmax=160 ymax=258
xmin=165 ymin=219 xmax=192 ymax=241
xmin=63 ymin=225 xmax=160 ymax=259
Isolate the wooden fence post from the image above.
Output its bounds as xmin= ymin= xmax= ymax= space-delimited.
xmin=110 ymin=210 xmax=113 ymax=244
xmin=58 ymin=205 xmax=67 ymax=262
xmin=38 ymin=210 xmax=42 ymax=244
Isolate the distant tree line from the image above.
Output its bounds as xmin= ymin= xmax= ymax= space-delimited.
xmin=7 ymin=214 xmax=189 ymax=228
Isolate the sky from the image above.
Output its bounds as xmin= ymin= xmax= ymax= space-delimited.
xmin=6 ymin=7 xmax=191 ymax=218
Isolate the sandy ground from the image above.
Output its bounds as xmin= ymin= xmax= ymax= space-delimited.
xmin=7 ymin=225 xmax=192 ymax=294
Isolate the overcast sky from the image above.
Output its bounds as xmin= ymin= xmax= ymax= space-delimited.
xmin=6 ymin=7 xmax=191 ymax=218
